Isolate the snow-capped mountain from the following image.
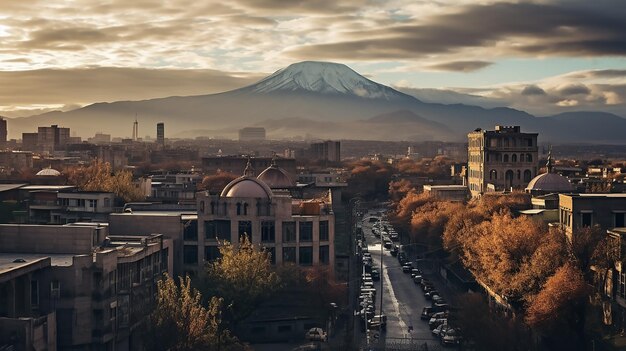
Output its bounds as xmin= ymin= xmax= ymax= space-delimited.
xmin=239 ymin=61 xmax=414 ymax=101
xmin=9 ymin=61 xmax=626 ymax=143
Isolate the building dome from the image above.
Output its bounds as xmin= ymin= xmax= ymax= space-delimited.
xmin=36 ymin=168 xmax=61 ymax=176
xmin=526 ymin=172 xmax=572 ymax=193
xmin=257 ymin=163 xmax=294 ymax=189
xmin=220 ymin=177 xmax=273 ymax=198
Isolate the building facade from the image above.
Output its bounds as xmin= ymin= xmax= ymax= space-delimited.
xmin=559 ymin=193 xmax=626 ymax=240
xmin=467 ymin=125 xmax=538 ymax=197
xmin=156 ymin=123 xmax=164 ymax=146
xmin=194 ymin=163 xmax=335 ymax=275
xmin=310 ymin=140 xmax=341 ymax=162
xmin=238 ymin=127 xmax=266 ymax=141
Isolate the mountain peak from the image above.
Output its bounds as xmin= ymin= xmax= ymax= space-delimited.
xmin=242 ymin=61 xmax=414 ymax=101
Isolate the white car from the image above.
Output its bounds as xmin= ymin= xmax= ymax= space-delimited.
xmin=305 ymin=327 xmax=327 ymax=342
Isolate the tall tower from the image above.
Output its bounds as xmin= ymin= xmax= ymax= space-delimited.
xmin=132 ymin=116 xmax=139 ymax=141
xmin=0 ymin=116 xmax=7 ymax=147
xmin=156 ymin=122 xmax=164 ymax=146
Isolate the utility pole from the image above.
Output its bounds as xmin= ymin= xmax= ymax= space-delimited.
xmin=379 ymin=215 xmax=384 ymax=337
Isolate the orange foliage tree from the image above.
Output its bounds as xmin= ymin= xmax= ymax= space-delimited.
xmin=198 ymin=171 xmax=238 ymax=194
xmin=345 ymin=160 xmax=393 ymax=200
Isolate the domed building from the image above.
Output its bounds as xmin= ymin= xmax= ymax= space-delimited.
xmin=196 ymin=159 xmax=334 ymax=271
xmin=257 ymin=158 xmax=294 ymax=189
xmin=36 ymin=167 xmax=61 ymax=177
xmin=525 ymin=151 xmax=573 ymax=196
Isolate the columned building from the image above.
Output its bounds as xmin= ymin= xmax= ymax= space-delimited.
xmin=467 ymin=125 xmax=538 ymax=197
xmin=194 ymin=161 xmax=334 ymax=274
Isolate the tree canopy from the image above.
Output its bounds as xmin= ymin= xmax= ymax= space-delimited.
xmin=66 ymin=160 xmax=144 ymax=202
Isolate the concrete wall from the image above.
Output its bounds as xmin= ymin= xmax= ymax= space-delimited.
xmin=0 ymin=224 xmax=101 ymax=254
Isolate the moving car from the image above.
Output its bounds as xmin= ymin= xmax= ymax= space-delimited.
xmin=305 ymin=327 xmax=327 ymax=342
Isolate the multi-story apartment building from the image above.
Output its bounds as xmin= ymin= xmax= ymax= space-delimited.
xmin=467 ymin=125 xmax=538 ymax=197
xmin=194 ymin=162 xmax=335 ymax=275
xmin=28 ymin=189 xmax=114 ymax=224
xmin=558 ymin=193 xmax=626 ymax=240
xmin=310 ymin=140 xmax=341 ymax=162
xmin=0 ymin=223 xmax=170 ymax=350
xmin=238 ymin=127 xmax=266 ymax=141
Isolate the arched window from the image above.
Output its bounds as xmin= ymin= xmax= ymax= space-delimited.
xmin=490 ymin=169 xmax=497 ymax=180
xmin=526 ymin=154 xmax=533 ymax=162
xmin=243 ymin=203 xmax=249 ymax=216
xmin=524 ymin=169 xmax=532 ymax=182
xmin=512 ymin=154 xmax=517 ymax=162
xmin=505 ymin=170 xmax=514 ymax=188
xmin=503 ymin=154 xmax=509 ymax=163
xmin=236 ymin=203 xmax=242 ymax=215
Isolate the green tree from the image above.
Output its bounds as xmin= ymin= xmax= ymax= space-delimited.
xmin=145 ymin=274 xmax=241 ymax=351
xmin=205 ymin=235 xmax=280 ymax=325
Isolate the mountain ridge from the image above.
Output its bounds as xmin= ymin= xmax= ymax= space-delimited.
xmin=6 ymin=61 xmax=626 ymax=143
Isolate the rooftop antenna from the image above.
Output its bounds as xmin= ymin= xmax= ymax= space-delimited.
xmin=132 ymin=114 xmax=139 ymax=141
xmin=546 ymin=145 xmax=553 ymax=173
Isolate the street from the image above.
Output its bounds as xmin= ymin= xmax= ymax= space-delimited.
xmin=360 ymin=212 xmax=441 ymax=349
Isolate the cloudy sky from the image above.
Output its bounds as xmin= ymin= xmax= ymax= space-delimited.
xmin=1 ymin=0 xmax=625 ymax=117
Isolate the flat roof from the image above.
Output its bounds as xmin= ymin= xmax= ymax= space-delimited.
xmin=424 ymin=185 xmax=468 ymax=190
xmin=112 ymin=211 xmax=197 ymax=217
xmin=0 ymin=253 xmax=75 ymax=273
xmin=0 ymin=183 xmax=27 ymax=192
xmin=564 ymin=193 xmax=626 ymax=198
xmin=519 ymin=209 xmax=556 ymax=215
xmin=20 ymin=185 xmax=76 ymax=190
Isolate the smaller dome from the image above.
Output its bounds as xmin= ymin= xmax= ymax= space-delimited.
xmin=526 ymin=172 xmax=572 ymax=193
xmin=258 ymin=165 xmax=294 ymax=189
xmin=36 ymin=168 xmax=61 ymax=176
xmin=220 ymin=177 xmax=273 ymax=198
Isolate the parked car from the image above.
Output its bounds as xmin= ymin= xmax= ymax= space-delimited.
xmin=441 ymin=327 xmax=463 ymax=346
xmin=368 ymin=314 xmax=388 ymax=330
xmin=432 ymin=323 xmax=450 ymax=337
xmin=425 ymin=290 xmax=439 ymax=300
xmin=413 ymin=275 xmax=423 ymax=284
xmin=429 ymin=317 xmax=447 ymax=329
xmin=305 ymin=327 xmax=327 ymax=342
xmin=384 ymin=240 xmax=393 ymax=249
xmin=432 ymin=295 xmax=446 ymax=305
xmin=402 ymin=264 xmax=412 ymax=273
xmin=411 ymin=268 xmax=421 ymax=277
xmin=421 ymin=306 xmax=434 ymax=320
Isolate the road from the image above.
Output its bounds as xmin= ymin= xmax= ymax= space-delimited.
xmin=361 ymin=212 xmax=440 ymax=349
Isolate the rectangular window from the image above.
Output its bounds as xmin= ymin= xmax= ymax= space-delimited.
xmin=205 ymin=220 xmax=231 ymax=241
xmin=282 ymin=221 xmax=296 ymax=242
xmin=31 ymin=280 xmax=39 ymax=307
xmin=619 ymin=272 xmax=626 ymax=298
xmin=265 ymin=247 xmax=276 ymax=265
xmin=299 ymin=222 xmax=313 ymax=242
xmin=283 ymin=247 xmax=296 ymax=263
xmin=88 ymin=199 xmax=97 ymax=208
xmin=238 ymin=221 xmax=252 ymax=241
xmin=204 ymin=246 xmax=220 ymax=262
xmin=582 ymin=212 xmax=593 ymax=227
xmin=299 ymin=247 xmax=313 ymax=266
xmin=319 ymin=245 xmax=330 ymax=264
xmin=184 ymin=220 xmax=198 ymax=241
xmin=261 ymin=221 xmax=275 ymax=242
xmin=50 ymin=280 xmax=60 ymax=299
xmin=319 ymin=220 xmax=329 ymax=241
xmin=183 ymin=245 xmax=198 ymax=264
xmin=615 ymin=213 xmax=626 ymax=228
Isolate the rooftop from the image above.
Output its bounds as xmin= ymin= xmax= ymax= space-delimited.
xmin=0 ymin=183 xmax=27 ymax=192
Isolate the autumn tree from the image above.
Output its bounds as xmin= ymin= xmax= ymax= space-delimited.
xmin=205 ymin=235 xmax=280 ymax=325
xmin=66 ymin=160 xmax=144 ymax=202
xmin=145 ymin=274 xmax=242 ymax=351
xmin=345 ymin=160 xmax=393 ymax=200
xmin=198 ymin=171 xmax=238 ymax=194
xmin=525 ymin=263 xmax=590 ymax=350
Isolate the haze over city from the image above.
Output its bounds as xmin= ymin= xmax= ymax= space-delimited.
xmin=1 ymin=1 xmax=626 ymax=351
xmin=1 ymin=0 xmax=625 ymax=120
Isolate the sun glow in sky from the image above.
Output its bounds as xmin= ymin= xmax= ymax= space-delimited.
xmin=0 ymin=0 xmax=625 ymax=117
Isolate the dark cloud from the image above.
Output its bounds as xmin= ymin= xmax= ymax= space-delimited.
xmin=426 ymin=61 xmax=493 ymax=72
xmin=287 ymin=1 xmax=626 ymax=60
xmin=521 ymin=85 xmax=547 ymax=96
xmin=0 ymin=67 xmax=264 ymax=106
xmin=559 ymin=83 xmax=591 ymax=96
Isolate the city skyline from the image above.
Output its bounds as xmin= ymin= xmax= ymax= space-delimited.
xmin=0 ymin=0 xmax=624 ymax=118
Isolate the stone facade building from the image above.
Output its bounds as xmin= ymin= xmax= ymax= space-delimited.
xmin=467 ymin=125 xmax=538 ymax=197
xmin=195 ymin=161 xmax=335 ymax=275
